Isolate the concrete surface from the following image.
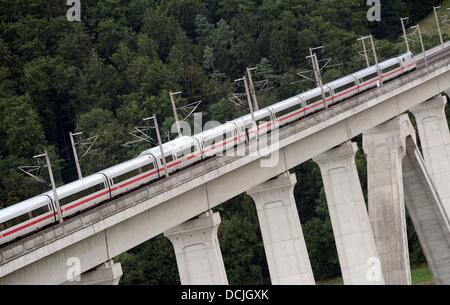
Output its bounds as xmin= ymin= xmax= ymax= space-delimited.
xmin=411 ymin=95 xmax=450 ymax=221
xmin=363 ymin=115 xmax=415 ymax=285
xmin=247 ymin=173 xmax=315 ymax=285
xmin=403 ymin=137 xmax=450 ymax=285
xmin=164 ymin=212 xmax=228 ymax=285
xmin=314 ymin=142 xmax=384 ymax=285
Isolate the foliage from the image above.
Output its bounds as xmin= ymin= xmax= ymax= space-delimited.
xmin=119 ymin=236 xmax=180 ymax=285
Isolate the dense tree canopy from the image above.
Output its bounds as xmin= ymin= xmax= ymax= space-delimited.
xmin=0 ymin=0 xmax=445 ymax=283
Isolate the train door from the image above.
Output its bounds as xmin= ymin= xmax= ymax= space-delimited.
xmin=44 ymin=194 xmax=58 ymax=222
xmin=269 ymin=111 xmax=276 ymax=126
xmin=264 ymin=110 xmax=277 ymax=147
xmin=352 ymin=75 xmax=360 ymax=96
xmin=244 ymin=122 xmax=252 ymax=143
xmin=192 ymin=138 xmax=202 ymax=159
xmin=325 ymin=85 xmax=334 ymax=106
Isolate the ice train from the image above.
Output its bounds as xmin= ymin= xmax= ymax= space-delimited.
xmin=0 ymin=52 xmax=416 ymax=246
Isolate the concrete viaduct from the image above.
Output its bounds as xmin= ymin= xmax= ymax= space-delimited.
xmin=1 ymin=43 xmax=450 ymax=285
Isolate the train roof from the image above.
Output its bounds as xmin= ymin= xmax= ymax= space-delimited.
xmin=139 ymin=136 xmax=196 ymax=157
xmin=269 ymin=95 xmax=303 ymax=112
xmin=353 ymin=65 xmax=378 ymax=77
xmin=0 ymin=195 xmax=50 ymax=222
xmin=45 ymin=173 xmax=107 ymax=200
xmin=233 ymin=108 xmax=272 ymax=125
xmin=101 ymin=155 xmax=155 ymax=176
xmin=328 ymin=74 xmax=357 ymax=88
xmin=398 ymin=52 xmax=414 ymax=59
xmin=194 ymin=122 xmax=237 ymax=140
xmin=379 ymin=57 xmax=401 ymax=68
xmin=301 ymin=87 xmax=323 ymax=98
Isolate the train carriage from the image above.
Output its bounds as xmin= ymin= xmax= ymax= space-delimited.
xmin=328 ymin=75 xmax=359 ymax=104
xmin=140 ymin=136 xmax=202 ymax=175
xmin=101 ymin=155 xmax=158 ymax=197
xmin=354 ymin=66 xmax=380 ymax=92
xmin=0 ymin=195 xmax=55 ymax=245
xmin=301 ymin=86 xmax=332 ymax=116
xmin=269 ymin=95 xmax=304 ymax=127
xmin=194 ymin=123 xmax=240 ymax=158
xmin=168 ymin=136 xmax=203 ymax=169
xmin=52 ymin=173 xmax=110 ymax=218
xmin=379 ymin=58 xmax=404 ymax=82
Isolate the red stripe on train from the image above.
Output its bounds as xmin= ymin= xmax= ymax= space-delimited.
xmin=2 ymin=212 xmax=56 ymax=238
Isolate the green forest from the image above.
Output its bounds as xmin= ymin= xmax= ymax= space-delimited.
xmin=0 ymin=0 xmax=448 ymax=284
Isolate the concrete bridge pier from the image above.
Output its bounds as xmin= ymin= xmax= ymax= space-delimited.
xmin=313 ymin=142 xmax=384 ymax=285
xmin=247 ymin=173 xmax=315 ymax=285
xmin=78 ymin=261 xmax=122 ymax=285
xmin=164 ymin=212 xmax=228 ymax=285
xmin=63 ymin=260 xmax=123 ymax=285
xmin=411 ymin=95 xmax=450 ymax=219
xmin=363 ymin=114 xmax=415 ymax=285
xmin=402 ymin=136 xmax=450 ymax=284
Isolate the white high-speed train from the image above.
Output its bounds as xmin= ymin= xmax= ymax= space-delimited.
xmin=0 ymin=52 xmax=416 ymax=246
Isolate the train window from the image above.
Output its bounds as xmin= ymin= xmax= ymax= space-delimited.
xmin=382 ymin=63 xmax=401 ymax=73
xmin=113 ymin=168 xmax=142 ymax=185
xmin=277 ymin=104 xmax=300 ymax=118
xmin=2 ymin=213 xmax=31 ymax=230
xmin=182 ymin=145 xmax=195 ymax=156
xmin=213 ymin=135 xmax=223 ymax=147
xmin=255 ymin=118 xmax=270 ymax=127
xmin=179 ymin=147 xmax=187 ymax=157
xmin=225 ymin=131 xmax=234 ymax=139
xmin=362 ymin=72 xmax=379 ymax=83
xmin=210 ymin=136 xmax=224 ymax=148
xmin=0 ymin=222 xmax=4 ymax=231
xmin=334 ymin=82 xmax=356 ymax=94
xmin=306 ymin=94 xmax=322 ymax=105
xmin=165 ymin=154 xmax=174 ymax=164
xmin=60 ymin=183 xmax=105 ymax=205
xmin=31 ymin=205 xmax=49 ymax=218
xmin=140 ymin=163 xmax=154 ymax=173
xmin=60 ymin=194 xmax=75 ymax=206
